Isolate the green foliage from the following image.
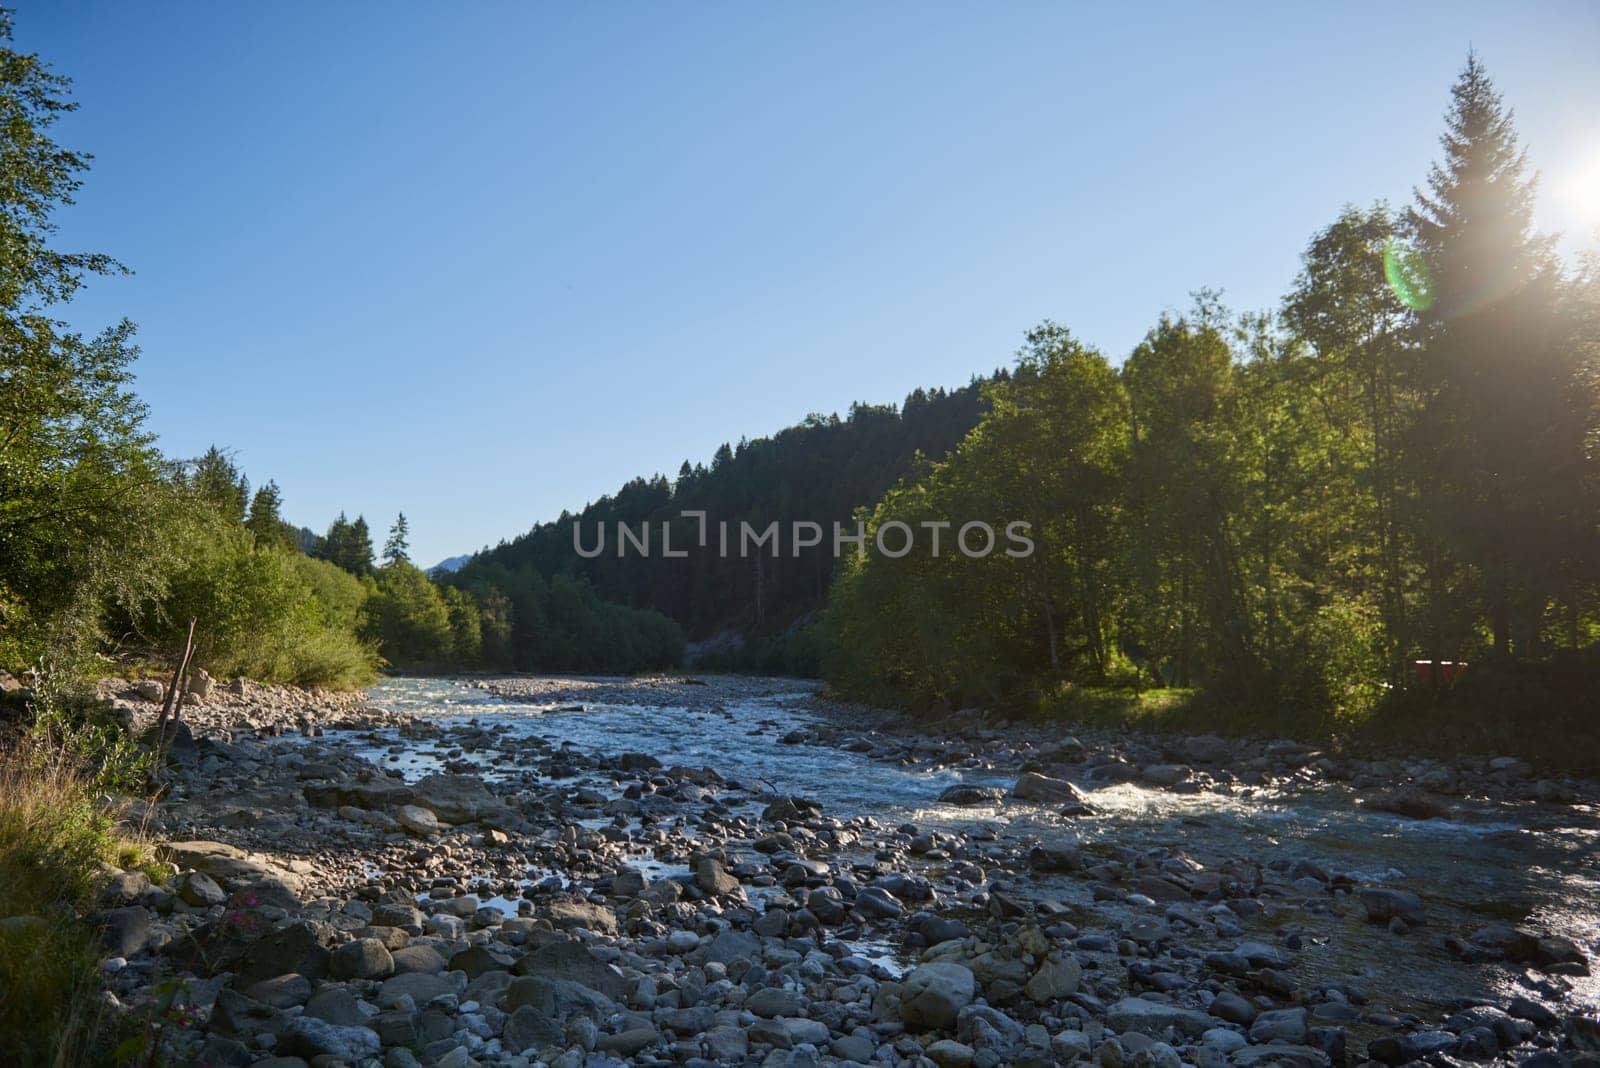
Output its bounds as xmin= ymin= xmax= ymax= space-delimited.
xmin=689 ymin=615 xmax=827 ymax=676
xmin=23 ymin=664 xmax=152 ymax=793
xmin=458 ymin=563 xmax=684 ymax=673
xmin=0 ymin=754 xmax=150 ymax=1066
xmin=382 ymin=512 xmax=410 ymax=566
xmin=825 ymin=58 xmax=1600 ymax=762
xmin=452 ymin=379 xmax=994 ymax=649
xmin=363 ymin=561 xmax=453 ymax=669
xmin=136 ymin=514 xmax=378 ymax=688
xmin=440 ymin=585 xmax=482 ymax=663
xmin=183 ymin=446 xmax=248 ymax=524
xmin=315 ymin=512 xmax=375 ymax=577
xmin=827 ymin=327 xmax=1131 ymax=709
xmin=244 ymin=479 xmax=295 ymax=550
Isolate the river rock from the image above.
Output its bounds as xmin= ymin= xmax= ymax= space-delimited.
xmin=1182 ymin=734 xmax=1230 ymax=763
xmin=377 ymin=970 xmax=458 ymax=1009
xmin=1360 ymin=887 xmax=1426 ymax=925
xmin=1012 ymin=772 xmax=1089 ymax=805
xmin=1106 ymin=997 xmax=1214 ymax=1038
xmin=1366 ymin=787 xmax=1451 ymax=820
xmin=176 ymin=870 xmax=226 ymax=907
xmin=396 ymin=804 xmax=441 ymax=836
xmin=545 ymin=899 xmax=617 ymax=935
xmin=939 ymin=784 xmax=1005 ymax=805
xmin=926 ymin=1038 xmax=977 ymax=1067
xmin=412 ymin=772 xmax=495 ymax=823
xmin=909 ymin=913 xmax=972 ymax=947
xmin=1232 ymin=1045 xmax=1330 ymax=1068
xmin=1250 ymin=1007 xmax=1309 ymax=1044
xmin=514 ymin=939 xmax=625 ymax=997
xmin=503 ymin=1003 xmax=560 ymax=1052
xmin=900 ymin=963 xmax=977 ymax=1031
xmin=747 ymin=986 xmax=806 ymax=1017
xmin=694 ymin=856 xmax=740 ymax=895
xmin=243 ymin=972 xmax=312 ymax=1008
xmin=762 ymin=795 xmax=822 ymax=821
xmin=235 ymin=922 xmax=327 ymax=985
xmin=329 ymin=936 xmax=395 ymax=979
xmin=1025 ymin=955 xmax=1082 ymax=1002
xmin=102 ymin=906 xmax=150 ymax=957
xmin=1028 ymin=837 xmax=1083 ymax=872
xmin=856 ymin=885 xmax=903 ymax=918
xmin=277 ymin=1016 xmax=380 ymax=1061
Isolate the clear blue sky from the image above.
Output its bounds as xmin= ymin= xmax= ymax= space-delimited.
xmin=15 ymin=3 xmax=1600 ymax=567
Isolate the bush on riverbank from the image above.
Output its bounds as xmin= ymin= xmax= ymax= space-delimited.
xmin=1028 ymin=654 xmax=1600 ymax=773
xmin=0 ymin=753 xmax=160 ymax=1066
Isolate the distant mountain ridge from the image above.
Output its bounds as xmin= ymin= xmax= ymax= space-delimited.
xmin=429 ymin=554 xmax=470 ymax=576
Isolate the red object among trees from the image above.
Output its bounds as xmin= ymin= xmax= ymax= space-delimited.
xmin=1414 ymin=660 xmax=1467 ymax=685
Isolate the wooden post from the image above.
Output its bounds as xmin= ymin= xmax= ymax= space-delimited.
xmin=151 ymin=619 xmax=197 ymax=781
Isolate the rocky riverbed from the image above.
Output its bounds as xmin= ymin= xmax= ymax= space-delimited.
xmin=85 ymin=674 xmax=1600 ymax=1068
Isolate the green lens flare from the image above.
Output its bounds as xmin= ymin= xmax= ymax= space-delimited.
xmin=1383 ymin=239 xmax=1434 ymax=311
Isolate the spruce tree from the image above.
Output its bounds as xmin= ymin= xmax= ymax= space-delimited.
xmin=245 ymin=480 xmax=286 ymax=548
xmin=1407 ymin=52 xmax=1573 ymax=657
xmin=383 ymin=512 xmax=411 ymax=566
xmin=349 ymin=516 xmax=375 ymax=576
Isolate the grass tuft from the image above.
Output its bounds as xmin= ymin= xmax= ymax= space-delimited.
xmin=0 ymin=753 xmax=152 ymax=1065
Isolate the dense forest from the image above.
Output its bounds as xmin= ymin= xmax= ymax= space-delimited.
xmin=449 ymin=380 xmax=993 ymax=672
xmin=827 ymin=57 xmax=1600 ymax=744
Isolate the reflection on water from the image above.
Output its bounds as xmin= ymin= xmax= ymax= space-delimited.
xmin=365 ymin=676 xmax=1600 ymax=1015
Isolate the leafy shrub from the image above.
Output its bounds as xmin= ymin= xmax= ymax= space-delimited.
xmin=0 ymin=755 xmax=155 ymax=1065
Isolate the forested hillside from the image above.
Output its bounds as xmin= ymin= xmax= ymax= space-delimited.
xmin=826 ymin=57 xmax=1600 ymax=751
xmin=448 ymin=380 xmax=995 ymax=669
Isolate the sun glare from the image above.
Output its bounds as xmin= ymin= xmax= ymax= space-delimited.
xmin=1553 ymin=141 xmax=1600 ymax=240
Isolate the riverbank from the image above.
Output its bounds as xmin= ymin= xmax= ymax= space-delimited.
xmin=22 ymin=674 xmax=1600 ymax=1067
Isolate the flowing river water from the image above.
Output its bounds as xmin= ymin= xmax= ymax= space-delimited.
xmin=358 ymin=676 xmax=1600 ymax=1028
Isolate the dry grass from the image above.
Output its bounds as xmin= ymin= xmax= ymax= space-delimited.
xmin=0 ymin=751 xmax=157 ymax=1066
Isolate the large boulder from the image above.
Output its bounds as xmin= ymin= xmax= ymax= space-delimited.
xmin=761 ymin=796 xmax=822 ymax=822
xmin=1025 ymin=955 xmax=1082 ymax=1003
xmin=412 ymin=773 xmax=497 ymax=823
xmin=1106 ymin=997 xmax=1215 ymax=1038
xmin=900 ymin=963 xmax=976 ymax=1031
xmin=938 ymin=784 xmax=1005 ymax=805
xmin=234 ymin=921 xmax=329 ymax=986
xmin=164 ymin=840 xmax=306 ymax=911
xmin=1360 ymin=887 xmax=1426 ymax=925
xmin=694 ymin=857 xmax=740 ymax=895
xmin=276 ymin=1017 xmax=380 ymax=1062
xmin=503 ymin=975 xmax=617 ymax=1021
xmin=1011 ymin=772 xmax=1089 ymax=806
xmin=544 ymin=900 xmax=617 ymax=935
xmin=102 ymin=906 xmax=150 ymax=957
xmin=303 ymin=778 xmax=414 ymax=810
xmin=503 ymin=1003 xmax=562 ymax=1053
xmin=329 ymin=937 xmax=395 ymax=980
xmin=1365 ymin=787 xmax=1451 ymax=821
xmin=396 ymin=805 xmax=441 ymax=837
xmin=511 ymin=939 xmax=625 ymax=998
